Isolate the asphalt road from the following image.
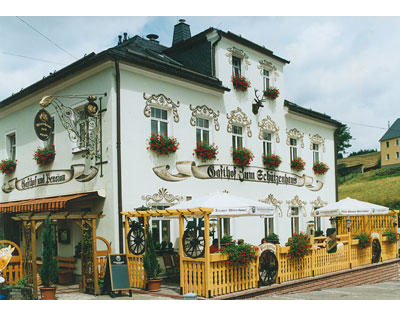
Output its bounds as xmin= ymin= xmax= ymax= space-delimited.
xmin=252 ymin=280 xmax=400 ymax=300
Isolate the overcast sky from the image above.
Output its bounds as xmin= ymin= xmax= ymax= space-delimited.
xmin=1 ymin=16 xmax=399 ymax=154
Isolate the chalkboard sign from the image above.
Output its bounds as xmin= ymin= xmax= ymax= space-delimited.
xmin=104 ymin=254 xmax=131 ymax=292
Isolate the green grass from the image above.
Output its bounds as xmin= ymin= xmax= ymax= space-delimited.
xmin=338 ymin=167 xmax=400 ymax=209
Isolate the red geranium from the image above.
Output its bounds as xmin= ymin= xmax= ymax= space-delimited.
xmin=313 ymin=161 xmax=329 ymax=175
xmin=0 ymin=159 xmax=17 ymax=175
xmin=263 ymin=87 xmax=280 ymax=100
xmin=262 ymin=154 xmax=282 ymax=169
xmin=193 ymin=142 xmax=218 ymax=162
xmin=291 ymin=157 xmax=305 ymax=172
xmin=34 ymin=144 xmax=56 ymax=165
xmin=231 ymin=75 xmax=251 ymax=92
xmin=287 ymin=233 xmax=311 ymax=259
xmin=147 ymin=134 xmax=179 ymax=155
xmin=232 ymin=147 xmax=254 ymax=167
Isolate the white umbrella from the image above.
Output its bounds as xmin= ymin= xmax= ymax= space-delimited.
xmin=167 ymin=191 xmax=275 ymax=217
xmin=314 ymin=197 xmax=389 ymax=217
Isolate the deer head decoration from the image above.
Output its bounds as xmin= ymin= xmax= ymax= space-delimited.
xmin=252 ymin=89 xmax=266 ymax=115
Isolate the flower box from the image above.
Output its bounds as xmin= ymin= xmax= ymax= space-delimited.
xmin=263 ymin=87 xmax=280 ymax=100
xmin=34 ymin=144 xmax=56 ymax=165
xmin=232 ymin=147 xmax=254 ymax=167
xmin=313 ymin=161 xmax=329 ymax=175
xmin=291 ymin=157 xmax=305 ymax=172
xmin=231 ymin=75 xmax=251 ymax=92
xmin=147 ymin=134 xmax=179 ymax=155
xmin=262 ymin=154 xmax=282 ymax=169
xmin=193 ymin=142 xmax=218 ymax=162
xmin=0 ymin=159 xmax=17 ymax=175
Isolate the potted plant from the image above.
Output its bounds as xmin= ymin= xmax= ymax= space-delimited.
xmin=291 ymin=157 xmax=305 ymax=172
xmin=34 ymin=144 xmax=56 ymax=165
xmin=0 ymin=159 xmax=17 ymax=175
xmin=1 ymin=276 xmax=33 ymax=300
xmin=286 ymin=233 xmax=312 ymax=259
xmin=266 ymin=233 xmax=280 ymax=245
xmin=147 ymin=134 xmax=179 ymax=156
xmin=193 ymin=142 xmax=218 ymax=162
xmin=232 ymin=147 xmax=254 ymax=167
xmin=231 ymin=75 xmax=251 ymax=91
xmin=313 ymin=161 xmax=329 ymax=175
xmin=263 ymin=87 xmax=280 ymax=100
xmin=143 ymin=226 xmax=161 ymax=291
xmin=354 ymin=233 xmax=371 ymax=249
xmin=262 ymin=154 xmax=282 ymax=170
xmin=221 ymin=240 xmax=257 ymax=265
xmin=39 ymin=217 xmax=58 ymax=300
xmin=383 ymin=231 xmax=398 ymax=243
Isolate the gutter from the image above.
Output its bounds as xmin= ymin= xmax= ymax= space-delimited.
xmin=114 ymin=59 xmax=124 ymax=253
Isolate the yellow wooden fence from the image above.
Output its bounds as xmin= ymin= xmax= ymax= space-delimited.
xmin=0 ymin=240 xmax=22 ymax=285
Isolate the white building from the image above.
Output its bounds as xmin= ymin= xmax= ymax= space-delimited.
xmin=0 ymin=20 xmax=341 ymax=266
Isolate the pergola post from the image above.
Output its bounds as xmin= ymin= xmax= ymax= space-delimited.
xmin=204 ymin=213 xmax=210 ymax=298
xmin=91 ymin=218 xmax=99 ymax=295
xmin=179 ymin=215 xmax=184 ymax=295
xmin=31 ymin=220 xmax=38 ymax=300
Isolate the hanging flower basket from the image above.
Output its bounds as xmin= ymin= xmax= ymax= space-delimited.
xmin=147 ymin=134 xmax=179 ymax=156
xmin=287 ymin=233 xmax=312 ymax=259
xmin=0 ymin=159 xmax=17 ymax=175
xmin=262 ymin=154 xmax=282 ymax=169
xmin=34 ymin=144 xmax=56 ymax=165
xmin=193 ymin=142 xmax=218 ymax=162
xmin=382 ymin=232 xmax=398 ymax=243
xmin=313 ymin=161 xmax=329 ymax=175
xmin=232 ymin=147 xmax=254 ymax=167
xmin=231 ymin=75 xmax=251 ymax=92
xmin=221 ymin=241 xmax=257 ymax=265
xmin=263 ymin=87 xmax=280 ymax=100
xmin=291 ymin=157 xmax=305 ymax=172
xmin=354 ymin=233 xmax=371 ymax=249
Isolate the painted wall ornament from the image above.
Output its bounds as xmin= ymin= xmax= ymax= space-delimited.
xmin=259 ymin=194 xmax=283 ymax=217
xmin=189 ymin=104 xmax=220 ymax=131
xmin=258 ymin=116 xmax=280 ymax=143
xmin=310 ymin=196 xmax=328 ymax=216
xmin=227 ymin=107 xmax=252 ymax=137
xmin=310 ymin=134 xmax=326 ymax=152
xmin=286 ymin=195 xmax=307 ymax=217
xmin=143 ymin=93 xmax=180 ymax=123
xmin=226 ymin=47 xmax=251 ymax=70
xmin=286 ymin=128 xmax=304 ymax=148
xmin=141 ymin=187 xmax=185 ymax=207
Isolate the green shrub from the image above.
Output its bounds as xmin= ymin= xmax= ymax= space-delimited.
xmin=143 ymin=226 xmax=160 ymax=280
xmin=287 ymin=233 xmax=312 ymax=259
xmin=221 ymin=241 xmax=257 ymax=265
xmin=40 ymin=218 xmax=58 ymax=287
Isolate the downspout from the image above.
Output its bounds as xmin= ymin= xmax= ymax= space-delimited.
xmin=211 ymin=32 xmax=222 ymax=77
xmin=115 ymin=59 xmax=124 ymax=253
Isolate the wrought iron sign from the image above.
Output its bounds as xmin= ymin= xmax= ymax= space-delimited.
xmin=34 ymin=108 xmax=54 ymax=141
xmin=38 ymin=94 xmax=105 ymax=160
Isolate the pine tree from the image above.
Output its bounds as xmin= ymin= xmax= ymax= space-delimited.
xmin=143 ymin=226 xmax=160 ymax=280
xmin=40 ymin=217 xmax=58 ymax=287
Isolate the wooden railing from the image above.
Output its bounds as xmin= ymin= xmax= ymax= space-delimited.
xmin=95 ymin=236 xmax=111 ymax=279
xmin=0 ymin=240 xmax=22 ymax=286
xmin=181 ymin=257 xmax=206 ymax=297
xmin=338 ymin=213 xmax=397 ymax=235
xmin=127 ymin=255 xmax=146 ymax=289
xmin=277 ymin=234 xmax=398 ymax=284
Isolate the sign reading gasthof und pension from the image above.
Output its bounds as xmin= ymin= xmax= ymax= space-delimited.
xmin=17 ymin=171 xmax=70 ymax=190
xmin=152 ymin=161 xmax=323 ymax=191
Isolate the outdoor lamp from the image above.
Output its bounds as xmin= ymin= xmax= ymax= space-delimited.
xmin=85 ymin=95 xmax=99 ymax=117
xmin=346 ymin=218 xmax=352 ymax=232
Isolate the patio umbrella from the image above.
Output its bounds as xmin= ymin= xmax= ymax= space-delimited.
xmin=314 ymin=197 xmax=389 ymax=217
xmin=168 ymin=191 xmax=275 ymax=217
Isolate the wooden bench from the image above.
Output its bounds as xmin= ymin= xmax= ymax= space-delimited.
xmin=57 ymin=256 xmax=76 ymax=285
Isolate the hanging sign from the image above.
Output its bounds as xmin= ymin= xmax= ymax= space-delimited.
xmin=34 ymin=109 xmax=53 ymax=141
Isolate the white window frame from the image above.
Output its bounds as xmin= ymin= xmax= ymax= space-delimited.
xmin=289 ymin=138 xmax=298 ymax=162
xmin=232 ymin=56 xmax=242 ymax=76
xmin=150 ymin=107 xmax=169 ymax=137
xmin=232 ymin=125 xmax=244 ymax=150
xmin=149 ymin=205 xmax=171 ymax=245
xmin=6 ymin=132 xmax=16 ymax=161
xmin=312 ymin=143 xmax=320 ymax=164
xmin=263 ymin=69 xmax=270 ymax=91
xmin=262 ymin=131 xmax=273 ymax=156
xmin=291 ymin=207 xmax=300 ymax=236
xmin=196 ymin=117 xmax=211 ymax=144
xmin=264 ymin=217 xmax=274 ymax=236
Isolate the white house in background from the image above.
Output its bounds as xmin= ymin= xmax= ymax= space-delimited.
xmin=0 ymin=19 xmax=341 ymax=268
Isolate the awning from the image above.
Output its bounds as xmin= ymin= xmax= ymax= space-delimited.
xmin=0 ymin=192 xmax=102 ymax=214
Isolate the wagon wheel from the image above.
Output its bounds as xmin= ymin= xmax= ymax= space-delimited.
xmin=182 ymin=226 xmax=205 ymax=258
xmin=259 ymin=250 xmax=278 ymax=285
xmin=127 ymin=222 xmax=145 ymax=255
xmin=371 ymin=239 xmax=381 ymax=263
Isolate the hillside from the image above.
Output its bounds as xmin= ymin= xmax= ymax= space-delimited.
xmin=338 ymin=166 xmax=400 ymax=209
xmin=337 ymin=152 xmax=380 ymax=170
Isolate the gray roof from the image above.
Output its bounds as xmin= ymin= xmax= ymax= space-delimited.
xmin=380 ymin=118 xmax=400 ymax=142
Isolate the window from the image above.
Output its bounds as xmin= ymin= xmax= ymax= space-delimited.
xmin=386 ymin=141 xmax=390 ymax=148
xmin=232 ymin=56 xmax=241 ymax=76
xmin=291 ymin=207 xmax=299 ymax=236
xmin=6 ymin=133 xmax=16 ymax=161
xmin=151 ymin=107 xmax=168 ymax=136
xmin=262 ymin=131 xmax=272 ymax=156
xmin=387 ymin=154 xmax=390 ymax=160
xmin=76 ymin=109 xmax=89 ymax=150
xmin=196 ymin=117 xmax=210 ymax=144
xmin=397 ymin=152 xmax=399 ymax=159
xmin=218 ymin=218 xmax=231 ymax=240
xmin=397 ymin=139 xmax=399 ymax=146
xmin=263 ymin=69 xmax=270 ymax=91
xmin=150 ymin=205 xmax=171 ymax=244
xmin=264 ymin=217 xmax=274 ymax=236
xmin=289 ymin=138 xmax=298 ymax=161
xmin=232 ymin=125 xmax=243 ymax=150
xmin=312 ymin=143 xmax=320 ymax=164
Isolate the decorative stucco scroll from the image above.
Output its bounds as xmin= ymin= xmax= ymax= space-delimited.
xmin=189 ymin=104 xmax=220 ymax=131
xmin=226 ymin=47 xmax=251 ymax=70
xmin=309 ymin=196 xmax=328 ymax=216
xmin=141 ymin=187 xmax=185 ymax=207
xmin=259 ymin=194 xmax=283 ymax=217
xmin=286 ymin=195 xmax=307 ymax=217
xmin=309 ymin=134 xmax=326 ymax=152
xmin=227 ymin=107 xmax=252 ymax=137
xmin=258 ymin=116 xmax=280 ymax=143
xmin=286 ymin=128 xmax=304 ymax=148
xmin=143 ymin=93 xmax=180 ymax=123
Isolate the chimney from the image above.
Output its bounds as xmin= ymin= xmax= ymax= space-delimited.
xmin=123 ymin=32 xmax=128 ymax=42
xmin=172 ymin=19 xmax=191 ymax=46
xmin=118 ymin=35 xmax=122 ymax=45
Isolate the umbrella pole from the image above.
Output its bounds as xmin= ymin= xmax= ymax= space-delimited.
xmin=217 ymin=219 xmax=221 ymax=249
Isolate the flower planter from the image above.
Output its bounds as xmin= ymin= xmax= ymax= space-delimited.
xmin=231 ymin=75 xmax=251 ymax=92
xmin=147 ymin=279 xmax=162 ymax=292
xmin=40 ymin=287 xmax=56 ymax=300
xmin=34 ymin=144 xmax=56 ymax=165
xmin=263 ymin=87 xmax=280 ymax=100
xmin=313 ymin=162 xmax=329 ymax=175
xmin=0 ymin=159 xmax=17 ymax=175
xmin=194 ymin=142 xmax=218 ymax=162
xmin=232 ymin=147 xmax=254 ymax=167
xmin=147 ymin=134 xmax=179 ymax=156
xmin=262 ymin=154 xmax=282 ymax=170
xmin=291 ymin=157 xmax=305 ymax=172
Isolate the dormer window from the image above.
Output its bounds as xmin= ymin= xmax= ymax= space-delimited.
xmin=232 ymin=56 xmax=241 ymax=76
xmin=263 ymin=69 xmax=270 ymax=90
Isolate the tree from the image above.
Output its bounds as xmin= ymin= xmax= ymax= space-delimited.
xmin=335 ymin=124 xmax=353 ymax=158
xmin=40 ymin=217 xmax=58 ymax=287
xmin=143 ymin=225 xmax=160 ymax=280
